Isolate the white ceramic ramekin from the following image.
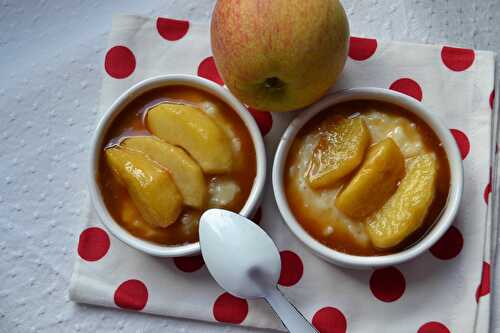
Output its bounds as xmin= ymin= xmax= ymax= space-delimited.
xmin=272 ymin=87 xmax=463 ymax=269
xmin=88 ymin=74 xmax=267 ymax=257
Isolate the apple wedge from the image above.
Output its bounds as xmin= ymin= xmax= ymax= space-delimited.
xmin=122 ymin=136 xmax=207 ymax=209
xmin=146 ymin=103 xmax=233 ymax=174
xmin=121 ymin=201 xmax=201 ymax=245
xmin=336 ymin=138 xmax=405 ymax=218
xmin=307 ymin=116 xmax=370 ymax=189
xmin=105 ymin=147 xmax=183 ymax=228
xmin=366 ymin=153 xmax=438 ymax=249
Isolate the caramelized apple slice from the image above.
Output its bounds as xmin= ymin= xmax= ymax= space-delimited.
xmin=146 ymin=103 xmax=232 ymax=174
xmin=120 ymin=199 xmax=201 ymax=244
xmin=199 ymin=101 xmax=245 ymax=170
xmin=120 ymin=199 xmax=166 ymax=239
xmin=366 ymin=153 xmax=438 ymax=249
xmin=307 ymin=117 xmax=370 ymax=189
xmin=121 ymin=199 xmax=140 ymax=223
xmin=106 ymin=147 xmax=183 ymax=228
xmin=122 ymin=136 xmax=207 ymax=209
xmin=336 ymin=138 xmax=405 ymax=217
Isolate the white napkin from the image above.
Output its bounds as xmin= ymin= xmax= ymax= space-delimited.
xmin=70 ymin=15 xmax=497 ymax=333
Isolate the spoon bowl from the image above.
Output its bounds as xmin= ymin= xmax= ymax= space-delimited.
xmin=199 ymin=209 xmax=281 ymax=299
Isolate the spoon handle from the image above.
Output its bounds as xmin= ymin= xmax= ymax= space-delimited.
xmin=265 ymin=287 xmax=319 ymax=333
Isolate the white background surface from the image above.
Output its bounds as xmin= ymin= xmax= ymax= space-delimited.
xmin=0 ymin=0 xmax=498 ymax=332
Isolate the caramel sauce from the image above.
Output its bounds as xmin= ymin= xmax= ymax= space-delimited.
xmin=285 ymin=100 xmax=451 ymax=256
xmin=98 ymin=86 xmax=256 ymax=245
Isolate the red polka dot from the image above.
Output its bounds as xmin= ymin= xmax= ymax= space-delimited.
xmin=114 ymin=279 xmax=148 ymax=311
xmin=476 ymin=261 xmax=491 ymax=302
xmin=251 ymin=206 xmax=262 ymax=225
xmin=490 ymin=90 xmax=495 ymax=111
xmin=430 ymin=226 xmax=463 ymax=260
xmin=450 ymin=129 xmax=470 ymax=160
xmin=484 ymin=183 xmax=492 ymax=204
xmin=248 ymin=108 xmax=273 ymax=136
xmin=389 ymin=78 xmax=423 ymax=101
xmin=156 ymin=17 xmax=189 ymax=41
xmin=104 ymin=46 xmax=136 ymax=79
xmin=441 ymin=46 xmax=475 ymax=72
xmin=78 ymin=227 xmax=110 ymax=262
xmin=369 ymin=267 xmax=406 ymax=302
xmin=418 ymin=321 xmax=451 ymax=333
xmin=174 ymin=255 xmax=205 ymax=272
xmin=278 ymin=250 xmax=304 ymax=287
xmin=348 ymin=36 xmax=378 ymax=61
xmin=197 ymin=56 xmax=224 ymax=85
xmin=213 ymin=292 xmax=248 ymax=324
xmin=312 ymin=307 xmax=347 ymax=333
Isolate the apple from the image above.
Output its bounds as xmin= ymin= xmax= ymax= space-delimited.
xmin=211 ymin=0 xmax=349 ymax=112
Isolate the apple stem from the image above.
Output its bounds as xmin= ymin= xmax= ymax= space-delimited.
xmin=264 ymin=77 xmax=285 ymax=90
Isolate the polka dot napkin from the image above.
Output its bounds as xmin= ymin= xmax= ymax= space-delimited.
xmin=70 ymin=15 xmax=498 ymax=333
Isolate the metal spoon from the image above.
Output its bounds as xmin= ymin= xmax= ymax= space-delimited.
xmin=199 ymin=208 xmax=318 ymax=333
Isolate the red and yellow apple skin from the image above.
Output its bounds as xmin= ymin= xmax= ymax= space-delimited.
xmin=211 ymin=0 xmax=350 ymax=112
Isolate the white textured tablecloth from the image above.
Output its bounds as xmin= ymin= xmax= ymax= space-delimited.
xmin=70 ymin=15 xmax=497 ymax=333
